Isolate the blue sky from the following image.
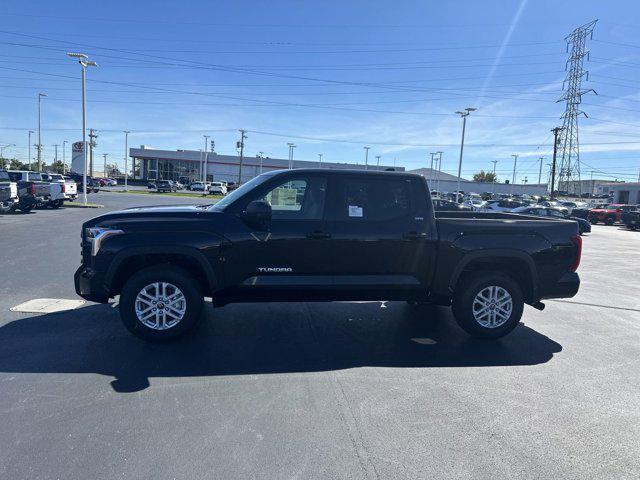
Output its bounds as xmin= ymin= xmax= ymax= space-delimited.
xmin=1 ymin=0 xmax=639 ymax=183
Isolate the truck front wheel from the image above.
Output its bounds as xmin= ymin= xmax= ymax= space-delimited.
xmin=119 ymin=265 xmax=204 ymax=341
xmin=452 ymin=272 xmax=524 ymax=339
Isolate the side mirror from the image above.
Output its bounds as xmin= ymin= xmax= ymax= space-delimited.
xmin=244 ymin=200 xmax=272 ymax=227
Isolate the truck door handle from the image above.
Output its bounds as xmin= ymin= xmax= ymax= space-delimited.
xmin=403 ymin=231 xmax=428 ymax=240
xmin=307 ymin=230 xmax=331 ymax=239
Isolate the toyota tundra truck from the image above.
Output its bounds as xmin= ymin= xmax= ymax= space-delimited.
xmin=75 ymin=169 xmax=581 ymax=341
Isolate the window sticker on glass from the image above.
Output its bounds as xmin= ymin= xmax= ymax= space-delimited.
xmin=348 ymin=205 xmax=363 ymax=217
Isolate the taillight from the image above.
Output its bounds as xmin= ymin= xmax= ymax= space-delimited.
xmin=569 ymin=234 xmax=582 ymax=272
xmin=61 ymin=183 xmax=66 ymax=193
xmin=30 ymin=184 xmax=36 ymax=195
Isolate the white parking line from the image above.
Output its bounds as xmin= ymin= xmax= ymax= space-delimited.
xmin=10 ymin=298 xmax=85 ymax=314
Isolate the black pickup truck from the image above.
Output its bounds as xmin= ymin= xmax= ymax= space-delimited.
xmin=75 ymin=169 xmax=581 ymax=341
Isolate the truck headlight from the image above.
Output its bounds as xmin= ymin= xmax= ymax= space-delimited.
xmin=85 ymin=227 xmax=124 ymax=256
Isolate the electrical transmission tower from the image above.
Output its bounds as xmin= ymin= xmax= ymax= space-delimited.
xmin=556 ymin=19 xmax=597 ymax=196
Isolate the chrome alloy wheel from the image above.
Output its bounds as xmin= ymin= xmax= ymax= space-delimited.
xmin=472 ymin=286 xmax=513 ymax=328
xmin=134 ymin=282 xmax=186 ymax=330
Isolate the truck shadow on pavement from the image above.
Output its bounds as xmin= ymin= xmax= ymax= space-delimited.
xmin=0 ymin=302 xmax=562 ymax=393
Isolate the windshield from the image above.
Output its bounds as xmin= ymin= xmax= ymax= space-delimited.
xmin=211 ymin=174 xmax=273 ymax=211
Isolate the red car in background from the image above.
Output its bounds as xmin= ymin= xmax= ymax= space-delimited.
xmin=588 ymin=204 xmax=638 ymax=225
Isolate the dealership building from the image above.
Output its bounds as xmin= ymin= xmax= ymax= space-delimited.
xmin=129 ymin=146 xmax=402 ymax=184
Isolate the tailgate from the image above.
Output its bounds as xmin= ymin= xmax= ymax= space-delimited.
xmin=66 ymin=182 xmax=78 ymax=194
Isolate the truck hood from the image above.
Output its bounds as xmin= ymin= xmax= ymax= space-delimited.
xmin=83 ymin=204 xmax=218 ymax=228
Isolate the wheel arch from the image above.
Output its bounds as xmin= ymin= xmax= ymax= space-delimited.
xmin=449 ymin=249 xmax=538 ymax=303
xmin=106 ymin=246 xmax=217 ymax=297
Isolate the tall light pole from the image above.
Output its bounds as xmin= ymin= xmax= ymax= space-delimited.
xmin=538 ymin=156 xmax=544 ymax=185
xmin=237 ymin=129 xmax=246 ymax=183
xmin=62 ymin=140 xmax=68 ymax=173
xmin=287 ymin=142 xmax=295 ymax=170
xmin=436 ymin=152 xmax=443 ymax=195
xmin=491 ymin=160 xmax=498 ymax=193
xmin=28 ymin=130 xmax=34 ymax=170
xmin=363 ymin=146 xmax=370 ymax=170
xmin=103 ymin=153 xmax=108 ymax=177
xmin=376 ymin=155 xmax=381 ymax=168
xmin=37 ymin=92 xmax=47 ymax=172
xmin=511 ymin=154 xmax=518 ymax=195
xmin=53 ymin=143 xmax=59 ymax=171
xmin=258 ymin=151 xmax=264 ymax=174
xmin=318 ymin=153 xmax=323 ymax=167
xmin=67 ymin=52 xmax=97 ymax=205
xmin=123 ymin=131 xmax=130 ymax=190
xmin=203 ymin=135 xmax=209 ymax=181
xmin=429 ymin=152 xmax=437 ymax=187
xmin=454 ymin=107 xmax=476 ymax=203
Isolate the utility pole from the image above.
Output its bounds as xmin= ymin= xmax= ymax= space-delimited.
xmin=550 ymin=126 xmax=564 ymax=199
xmin=237 ymin=129 xmax=246 ymax=184
xmin=455 ymin=107 xmax=476 ymax=203
xmin=429 ymin=152 xmax=437 ymax=186
xmin=123 ymin=131 xmax=129 ymax=190
xmin=510 ymin=154 xmax=518 ymax=195
xmin=103 ymin=153 xmax=108 ymax=177
xmin=88 ymin=128 xmax=98 ymax=178
xmin=363 ymin=146 xmax=370 ymax=170
xmin=62 ymin=140 xmax=68 ymax=173
xmin=556 ymin=20 xmax=597 ymax=196
xmin=287 ymin=142 xmax=295 ymax=170
xmin=436 ymin=152 xmax=443 ymax=195
xmin=53 ymin=143 xmax=59 ymax=171
xmin=538 ymin=156 xmax=544 ymax=185
xmin=28 ymin=130 xmax=34 ymax=170
xmin=37 ymin=92 xmax=47 ymax=171
xmin=318 ymin=153 xmax=322 ymax=167
xmin=258 ymin=151 xmax=264 ymax=174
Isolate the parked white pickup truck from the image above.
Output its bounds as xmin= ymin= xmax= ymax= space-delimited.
xmin=0 ymin=170 xmax=19 ymax=213
xmin=42 ymin=173 xmax=78 ymax=206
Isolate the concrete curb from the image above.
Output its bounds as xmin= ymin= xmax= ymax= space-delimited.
xmin=63 ymin=202 xmax=104 ymax=209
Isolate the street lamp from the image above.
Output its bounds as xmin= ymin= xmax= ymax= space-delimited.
xmin=287 ymin=143 xmax=295 ymax=169
xmin=511 ymin=154 xmax=518 ymax=195
xmin=67 ymin=52 xmax=98 ymax=205
xmin=363 ymin=146 xmax=370 ymax=170
xmin=37 ymin=92 xmax=47 ymax=172
xmin=454 ymin=107 xmax=476 ymax=203
xmin=28 ymin=130 xmax=34 ymax=170
xmin=376 ymin=155 xmax=381 ymax=168
xmin=123 ymin=131 xmax=130 ymax=191
xmin=318 ymin=153 xmax=323 ymax=167
xmin=258 ymin=151 xmax=264 ymax=174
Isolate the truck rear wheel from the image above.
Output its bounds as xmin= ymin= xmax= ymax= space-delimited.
xmin=119 ymin=265 xmax=204 ymax=341
xmin=604 ymin=216 xmax=615 ymax=226
xmin=452 ymin=272 xmax=524 ymax=339
xmin=18 ymin=203 xmax=34 ymax=213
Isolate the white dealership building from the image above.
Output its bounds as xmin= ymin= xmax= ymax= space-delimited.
xmin=129 ymin=146 xmax=401 ymax=184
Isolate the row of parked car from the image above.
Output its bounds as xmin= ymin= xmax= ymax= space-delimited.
xmin=147 ymin=179 xmax=236 ymax=195
xmin=432 ymin=193 xmax=640 ymax=234
xmin=0 ymin=170 xmax=82 ymax=213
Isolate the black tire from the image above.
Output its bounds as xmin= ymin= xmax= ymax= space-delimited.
xmin=604 ymin=216 xmax=615 ymax=226
xmin=589 ymin=217 xmax=597 ymax=224
xmin=18 ymin=203 xmax=34 ymax=213
xmin=50 ymin=200 xmax=61 ymax=209
xmin=452 ymin=272 xmax=524 ymax=339
xmin=119 ymin=265 xmax=204 ymax=341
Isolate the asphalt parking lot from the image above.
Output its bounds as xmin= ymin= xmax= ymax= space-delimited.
xmin=1 ymin=192 xmax=639 ymax=479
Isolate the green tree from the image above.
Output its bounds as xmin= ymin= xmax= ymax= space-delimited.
xmin=8 ymin=158 xmax=27 ymax=170
xmin=50 ymin=160 xmax=65 ymax=173
xmin=473 ymin=170 xmax=498 ymax=183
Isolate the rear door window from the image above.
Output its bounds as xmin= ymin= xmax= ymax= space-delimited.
xmin=334 ymin=176 xmax=412 ymax=221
